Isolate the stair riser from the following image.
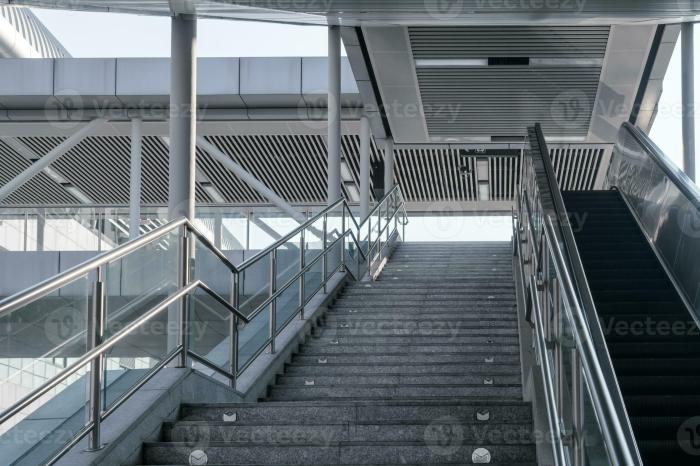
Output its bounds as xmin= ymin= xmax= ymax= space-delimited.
xmin=163 ymin=423 xmax=536 ymax=444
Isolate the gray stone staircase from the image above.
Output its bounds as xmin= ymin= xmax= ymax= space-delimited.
xmin=141 ymin=242 xmax=536 ymax=465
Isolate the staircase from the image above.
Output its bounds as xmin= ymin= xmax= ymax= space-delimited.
xmin=563 ymin=190 xmax=700 ymax=465
xmin=142 ymin=242 xmax=537 ymax=465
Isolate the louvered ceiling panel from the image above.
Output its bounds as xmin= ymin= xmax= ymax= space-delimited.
xmin=416 ymin=67 xmax=601 ymax=138
xmin=409 ymin=26 xmax=610 ymax=58
xmin=0 ymin=140 xmax=77 ymax=205
xmin=408 ymin=26 xmax=609 ymax=139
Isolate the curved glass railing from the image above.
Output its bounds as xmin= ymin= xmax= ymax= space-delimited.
xmin=606 ymin=122 xmax=700 ymax=320
xmin=513 ymin=124 xmax=642 ymax=466
xmin=0 ymin=186 xmax=408 ymax=465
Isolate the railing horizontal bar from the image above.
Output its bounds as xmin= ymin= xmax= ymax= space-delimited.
xmin=243 ymin=233 xmax=347 ymax=321
xmin=188 ymin=350 xmax=235 ymax=381
xmin=237 ymin=198 xmax=345 ymax=271
xmin=195 ymin=282 xmax=250 ymax=323
xmin=0 ymin=218 xmax=187 ymax=317
xmin=0 ymin=280 xmax=200 ymax=425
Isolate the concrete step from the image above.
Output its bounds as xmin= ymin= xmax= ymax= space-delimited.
xmin=297 ymin=344 xmax=520 ymax=355
xmin=276 ymin=374 xmax=522 ymax=386
xmin=284 ymin=363 xmax=522 ymax=376
xmin=317 ymin=320 xmax=518 ymax=330
xmin=162 ymin=421 xmax=534 ymax=444
xmin=323 ymin=312 xmax=517 ymax=321
xmin=291 ymin=353 xmax=521 ymax=365
xmin=179 ymin=400 xmax=533 ymax=424
xmin=143 ymin=442 xmax=536 ymax=465
xmin=266 ymin=385 xmax=523 ymax=401
xmin=312 ymin=328 xmax=519 ymax=337
xmin=306 ymin=335 xmax=520 ymax=346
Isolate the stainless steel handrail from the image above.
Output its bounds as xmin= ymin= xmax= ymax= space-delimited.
xmin=0 ymin=186 xmax=409 ymax=465
xmin=0 ymin=279 xmax=243 ymax=427
xmin=516 ymin=124 xmax=643 ymax=466
xmin=620 ymin=122 xmax=700 ymax=210
xmin=0 ymin=217 xmax=239 ymax=317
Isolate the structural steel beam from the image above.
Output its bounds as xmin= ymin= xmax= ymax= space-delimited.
xmin=0 ymin=118 xmax=105 ymax=202
xmin=196 ymin=136 xmax=306 ymax=223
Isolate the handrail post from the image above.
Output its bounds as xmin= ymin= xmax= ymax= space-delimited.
xmin=341 ymin=206 xmax=346 ymax=272
xmin=572 ymin=349 xmax=584 ymax=466
xmin=268 ymin=249 xmax=277 ymax=353
xmin=322 ymin=214 xmax=328 ymax=293
xmin=299 ymin=228 xmax=305 ymax=319
xmin=367 ymin=216 xmax=372 ymax=259
xmin=177 ymin=229 xmax=191 ymax=367
xmin=86 ymin=267 xmax=105 ymax=451
xmin=229 ymin=272 xmax=239 ymax=389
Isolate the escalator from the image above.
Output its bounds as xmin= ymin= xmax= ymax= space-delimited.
xmin=563 ymin=189 xmax=700 ymax=465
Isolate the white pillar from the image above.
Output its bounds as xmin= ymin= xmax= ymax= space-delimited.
xmin=384 ymin=138 xmax=395 ymax=195
xmin=36 ymin=209 xmax=45 ymax=251
xmin=327 ymin=25 xmax=342 ymax=204
xmin=359 ymin=115 xmax=371 ymax=219
xmin=129 ymin=118 xmax=143 ymax=240
xmin=682 ymin=22 xmax=696 ymax=182
xmin=168 ymin=14 xmax=197 ymax=221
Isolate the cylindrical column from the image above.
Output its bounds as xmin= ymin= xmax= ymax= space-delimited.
xmin=129 ymin=117 xmax=143 ymax=240
xmin=168 ymin=14 xmax=197 ymax=220
xmin=359 ymin=115 xmax=371 ymax=220
xmin=682 ymin=22 xmax=696 ymax=182
xmin=384 ymin=138 xmax=395 ymax=195
xmin=327 ymin=25 xmax=342 ymax=204
xmin=36 ymin=208 xmax=45 ymax=251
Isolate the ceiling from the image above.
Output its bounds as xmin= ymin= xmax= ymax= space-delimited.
xmin=6 ymin=1 xmax=700 ymax=25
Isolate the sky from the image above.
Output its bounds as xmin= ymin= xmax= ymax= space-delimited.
xmin=32 ymin=9 xmax=337 ymax=57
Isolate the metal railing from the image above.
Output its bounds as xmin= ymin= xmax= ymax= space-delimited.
xmin=513 ymin=124 xmax=642 ymax=466
xmin=0 ymin=186 xmax=408 ymax=465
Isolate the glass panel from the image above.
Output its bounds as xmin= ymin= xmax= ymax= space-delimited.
xmin=326 ymin=240 xmax=342 ymax=279
xmin=237 ymin=304 xmax=270 ymax=371
xmin=101 ymin=303 xmax=171 ymax=412
xmin=0 ymin=362 xmax=90 ymax=466
xmin=559 ymin=306 xmax=576 ymax=458
xmin=304 ymin=216 xmax=325 ymax=265
xmin=582 ymin=377 xmax=612 ymax=465
xmin=276 ymin=233 xmax=301 ymax=290
xmin=188 ymin=292 xmax=232 ymax=373
xmin=0 ymin=273 xmax=91 ymax=417
xmin=0 ymin=213 xmax=31 ymax=251
xmin=275 ymin=278 xmax=300 ymax=331
xmin=103 ymin=229 xmax=180 ymax=339
xmin=238 ymin=252 xmax=270 ymax=318
xmin=326 ymin=205 xmax=343 ymax=244
xmin=249 ymin=212 xmax=301 ymax=250
xmin=304 ymin=259 xmax=323 ymax=302
xmin=193 ymin=237 xmax=233 ymax=304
